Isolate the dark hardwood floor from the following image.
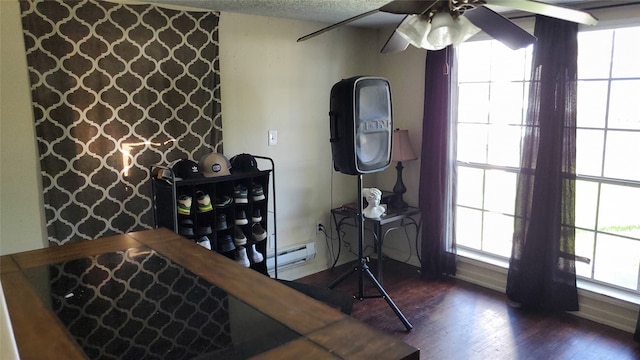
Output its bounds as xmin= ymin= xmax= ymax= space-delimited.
xmin=297 ymin=258 xmax=640 ymax=360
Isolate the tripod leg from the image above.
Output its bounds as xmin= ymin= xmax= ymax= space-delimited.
xmin=335 ymin=175 xmax=412 ymax=331
xmin=363 ymin=266 xmax=413 ymax=331
xmin=328 ymin=263 xmax=359 ymax=289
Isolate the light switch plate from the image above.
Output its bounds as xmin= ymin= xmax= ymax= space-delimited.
xmin=268 ymin=130 xmax=278 ymax=146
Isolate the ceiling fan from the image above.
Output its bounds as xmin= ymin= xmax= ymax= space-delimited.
xmin=297 ymin=0 xmax=598 ymax=53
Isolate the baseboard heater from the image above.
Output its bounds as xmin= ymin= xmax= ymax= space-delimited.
xmin=267 ymin=242 xmax=316 ymax=271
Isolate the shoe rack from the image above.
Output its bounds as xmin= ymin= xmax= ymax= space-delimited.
xmin=150 ymin=166 xmax=272 ymax=276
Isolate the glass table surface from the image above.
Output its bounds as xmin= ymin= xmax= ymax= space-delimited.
xmin=23 ymin=247 xmax=299 ymax=360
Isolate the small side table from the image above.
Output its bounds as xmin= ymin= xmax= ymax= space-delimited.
xmin=331 ymin=205 xmax=421 ymax=285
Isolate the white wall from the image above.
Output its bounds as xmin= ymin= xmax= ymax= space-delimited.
xmin=0 ymin=0 xmax=48 ymax=255
xmin=218 ymin=12 xmax=383 ymax=277
xmin=375 ymin=31 xmax=426 ymax=266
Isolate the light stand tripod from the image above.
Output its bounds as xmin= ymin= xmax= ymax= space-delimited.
xmin=328 ymin=174 xmax=413 ymax=331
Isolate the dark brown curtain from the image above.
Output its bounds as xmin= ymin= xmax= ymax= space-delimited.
xmin=506 ymin=16 xmax=579 ymax=311
xmin=20 ymin=0 xmax=222 ymax=245
xmin=419 ymin=47 xmax=457 ymax=278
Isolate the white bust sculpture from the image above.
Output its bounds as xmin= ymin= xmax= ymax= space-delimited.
xmin=363 ymin=188 xmax=385 ymax=218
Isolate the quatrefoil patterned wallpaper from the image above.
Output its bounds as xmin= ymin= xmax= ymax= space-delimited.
xmin=20 ymin=0 xmax=222 ymax=245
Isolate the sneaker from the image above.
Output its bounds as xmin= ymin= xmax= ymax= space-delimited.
xmin=233 ymin=185 xmax=248 ymax=204
xmin=251 ymin=223 xmax=267 ymax=241
xmin=251 ymin=183 xmax=265 ymax=201
xmin=196 ymin=224 xmax=212 ymax=236
xmin=250 ymin=244 xmax=264 ymax=263
xmin=251 ymin=208 xmax=262 ymax=223
xmin=196 ymin=191 xmax=213 ymax=213
xmin=177 ymin=195 xmax=192 ymax=216
xmin=216 ymin=214 xmax=228 ymax=231
xmin=179 ymin=219 xmax=194 ymax=238
xmin=215 ymin=195 xmax=233 ymax=208
xmin=235 ymin=246 xmax=250 ymax=267
xmin=235 ymin=210 xmax=248 ymax=225
xmin=218 ymin=234 xmax=235 ymax=253
xmin=196 ymin=236 xmax=211 ymax=250
xmin=234 ymin=226 xmax=247 ymax=246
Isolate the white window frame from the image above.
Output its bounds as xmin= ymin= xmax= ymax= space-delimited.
xmin=454 ymin=7 xmax=640 ymax=304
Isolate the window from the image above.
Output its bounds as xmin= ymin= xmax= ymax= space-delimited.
xmin=456 ymin=26 xmax=640 ymax=294
xmin=456 ymin=40 xmax=531 ymax=259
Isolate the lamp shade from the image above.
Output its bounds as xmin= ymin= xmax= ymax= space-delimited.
xmin=427 ymin=12 xmax=460 ymax=49
xmin=391 ymin=129 xmax=417 ymax=162
xmin=396 ymin=15 xmax=431 ymax=48
xmin=395 ymin=11 xmax=482 ymax=51
xmin=454 ymin=15 xmax=481 ymax=45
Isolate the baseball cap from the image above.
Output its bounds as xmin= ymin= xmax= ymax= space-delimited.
xmin=199 ymin=152 xmax=231 ymax=177
xmin=172 ymin=159 xmax=202 ymax=180
xmin=230 ymin=153 xmax=258 ymax=173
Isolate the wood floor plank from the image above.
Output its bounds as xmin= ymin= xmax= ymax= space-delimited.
xmin=298 ymin=259 xmax=640 ymax=360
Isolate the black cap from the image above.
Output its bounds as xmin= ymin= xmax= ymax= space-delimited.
xmin=172 ymin=159 xmax=202 ymax=180
xmin=230 ymin=153 xmax=258 ymax=173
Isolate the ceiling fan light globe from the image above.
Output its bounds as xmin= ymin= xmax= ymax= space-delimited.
xmin=427 ymin=12 xmax=459 ymax=49
xmin=452 ymin=15 xmax=481 ymax=45
xmin=396 ymin=15 xmax=431 ymax=48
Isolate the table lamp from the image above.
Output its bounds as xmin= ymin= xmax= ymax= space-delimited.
xmin=390 ymin=129 xmax=417 ymax=210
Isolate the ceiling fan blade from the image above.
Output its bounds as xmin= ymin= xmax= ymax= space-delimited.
xmin=297 ymin=9 xmax=379 ymax=42
xmin=380 ymin=17 xmax=410 ymax=54
xmin=488 ymin=0 xmax=598 ymax=26
xmin=380 ymin=0 xmax=440 ymax=15
xmin=464 ymin=6 xmax=536 ymax=50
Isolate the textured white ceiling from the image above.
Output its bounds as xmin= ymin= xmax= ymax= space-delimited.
xmin=144 ymin=0 xmax=404 ymax=27
xmin=141 ymin=0 xmax=625 ymax=28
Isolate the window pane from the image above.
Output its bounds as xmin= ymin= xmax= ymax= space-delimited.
xmin=484 ymin=170 xmax=517 ymax=215
xmin=576 ymin=129 xmax=604 ymax=177
xmin=577 ymin=80 xmax=608 ymax=128
xmin=611 ymin=27 xmax=640 ymax=78
xmin=608 ymin=80 xmax=640 ymax=130
xmin=575 ymin=180 xmax=599 ymax=231
xmin=598 ymin=184 xmax=640 ymax=238
xmin=603 ymin=131 xmax=640 ymax=181
xmin=456 ymin=207 xmax=482 ymax=250
xmin=594 ymin=233 xmax=640 ymax=290
xmin=458 ymin=42 xmax=492 ymax=82
xmin=459 ymin=83 xmax=489 ymax=124
xmin=578 ymin=30 xmax=613 ymax=79
xmin=482 ymin=212 xmax=513 ymax=257
xmin=489 ymin=42 xmax=528 ymax=81
xmin=489 ymin=82 xmax=525 ymax=125
xmin=457 ymin=167 xmax=484 ymax=208
xmin=458 ymin=123 xmax=487 ymax=163
xmin=487 ymin=125 xmax=522 ymax=167
xmin=575 ymin=229 xmax=595 ymax=279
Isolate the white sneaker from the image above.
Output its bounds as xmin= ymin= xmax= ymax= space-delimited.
xmin=234 ymin=227 xmax=247 ymax=246
xmin=196 ymin=236 xmax=211 ymax=250
xmin=236 ymin=246 xmax=250 ymax=267
xmin=251 ymin=223 xmax=267 ymax=241
xmin=250 ymin=244 xmax=264 ymax=263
